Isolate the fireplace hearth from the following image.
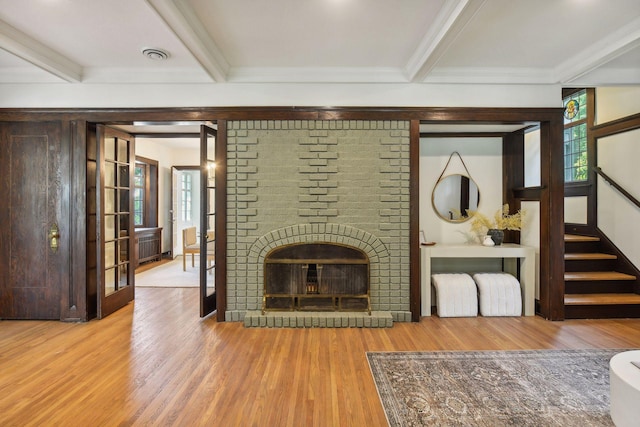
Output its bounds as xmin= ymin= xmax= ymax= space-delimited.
xmin=263 ymin=243 xmax=370 ymax=313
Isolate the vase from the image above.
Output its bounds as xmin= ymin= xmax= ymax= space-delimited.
xmin=487 ymin=229 xmax=504 ymax=245
xmin=482 ymin=235 xmax=495 ymax=246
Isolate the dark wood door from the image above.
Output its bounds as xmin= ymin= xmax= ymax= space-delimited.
xmin=0 ymin=122 xmax=69 ymax=319
xmin=96 ymin=125 xmax=135 ymax=318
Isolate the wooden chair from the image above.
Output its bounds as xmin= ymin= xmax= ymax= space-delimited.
xmin=182 ymin=227 xmax=199 ymax=271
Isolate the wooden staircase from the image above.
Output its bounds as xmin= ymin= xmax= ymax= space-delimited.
xmin=564 ymin=234 xmax=640 ymax=318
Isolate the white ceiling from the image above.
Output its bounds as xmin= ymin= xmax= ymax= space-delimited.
xmin=0 ymin=0 xmax=638 ymax=86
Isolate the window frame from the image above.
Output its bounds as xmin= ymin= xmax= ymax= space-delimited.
xmin=563 ymin=88 xmax=588 ymax=184
xmin=134 ymin=156 xmax=159 ymax=228
xmin=562 ymin=88 xmax=595 ymax=195
xmin=133 ymin=163 xmax=146 ymax=227
xmin=181 ymin=172 xmax=192 ymax=222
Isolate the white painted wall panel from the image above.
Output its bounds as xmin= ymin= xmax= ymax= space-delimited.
xmin=0 ymin=83 xmax=562 ymax=108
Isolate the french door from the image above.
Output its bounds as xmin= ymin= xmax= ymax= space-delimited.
xmin=96 ymin=125 xmax=135 ymax=318
xmin=200 ymin=125 xmax=217 ymax=317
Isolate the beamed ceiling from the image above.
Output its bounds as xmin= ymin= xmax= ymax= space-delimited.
xmin=0 ymin=0 xmax=638 ymax=86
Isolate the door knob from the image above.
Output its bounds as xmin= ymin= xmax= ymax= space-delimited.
xmin=49 ymin=223 xmax=60 ymax=252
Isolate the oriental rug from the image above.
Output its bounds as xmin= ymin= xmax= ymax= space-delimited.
xmin=367 ymin=349 xmax=623 ymax=427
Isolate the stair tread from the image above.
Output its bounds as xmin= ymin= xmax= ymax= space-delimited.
xmin=565 ymin=293 xmax=640 ymax=305
xmin=565 ymin=271 xmax=636 ymax=281
xmin=565 ymin=253 xmax=617 ymax=260
xmin=565 ymin=234 xmax=600 ymax=242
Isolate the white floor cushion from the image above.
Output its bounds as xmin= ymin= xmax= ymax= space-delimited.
xmin=431 ymin=273 xmax=478 ymax=317
xmin=473 ymin=273 xmax=522 ymax=316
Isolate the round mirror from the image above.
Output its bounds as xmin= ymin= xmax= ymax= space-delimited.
xmin=432 ymin=174 xmax=480 ymax=223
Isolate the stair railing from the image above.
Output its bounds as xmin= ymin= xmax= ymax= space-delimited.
xmin=594 ymin=167 xmax=640 ymax=210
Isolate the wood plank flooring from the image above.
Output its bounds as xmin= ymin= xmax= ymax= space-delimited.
xmin=2 ymin=287 xmax=640 ymax=426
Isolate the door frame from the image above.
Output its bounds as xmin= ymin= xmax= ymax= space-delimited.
xmin=170 ymin=166 xmax=200 ymax=260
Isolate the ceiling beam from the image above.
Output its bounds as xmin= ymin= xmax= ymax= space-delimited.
xmin=555 ymin=16 xmax=640 ymax=84
xmin=0 ymin=19 xmax=82 ymax=83
xmin=405 ymin=0 xmax=486 ymax=82
xmin=146 ymin=0 xmax=229 ymax=82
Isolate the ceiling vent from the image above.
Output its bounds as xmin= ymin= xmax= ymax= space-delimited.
xmin=142 ymin=48 xmax=170 ymax=60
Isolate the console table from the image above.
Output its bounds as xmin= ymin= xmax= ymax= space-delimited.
xmin=421 ymin=244 xmax=536 ymax=316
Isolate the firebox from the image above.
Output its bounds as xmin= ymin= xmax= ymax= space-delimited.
xmin=263 ymin=243 xmax=370 ymax=313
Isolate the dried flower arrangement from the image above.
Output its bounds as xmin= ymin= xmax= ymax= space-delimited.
xmin=469 ymin=204 xmax=525 ymax=234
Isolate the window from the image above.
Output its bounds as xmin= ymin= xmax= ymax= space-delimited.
xmin=133 ymin=165 xmax=145 ymax=226
xmin=181 ymin=173 xmax=192 ymax=222
xmin=133 ymin=156 xmax=159 ymax=228
xmin=563 ymin=89 xmax=588 ymax=182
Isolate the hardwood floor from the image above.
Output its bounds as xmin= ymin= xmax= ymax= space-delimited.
xmin=1 ymin=288 xmax=640 ymax=426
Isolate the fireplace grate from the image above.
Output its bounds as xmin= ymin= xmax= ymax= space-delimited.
xmin=263 ymin=243 xmax=370 ymax=314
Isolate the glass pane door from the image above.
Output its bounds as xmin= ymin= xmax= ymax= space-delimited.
xmin=97 ymin=125 xmax=135 ymax=318
xmin=200 ymin=125 xmax=217 ymax=317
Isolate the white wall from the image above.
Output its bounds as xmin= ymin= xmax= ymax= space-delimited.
xmin=0 ymin=82 xmax=562 ymax=108
xmin=420 ymin=137 xmax=503 ymax=244
xmin=596 ymin=87 xmax=640 ymax=124
xmin=596 ymin=86 xmax=640 ymax=269
xmin=565 ymin=197 xmax=588 ymax=224
xmin=598 ymin=128 xmax=640 ymax=269
xmin=524 ymin=129 xmax=541 ymax=187
xmin=520 ymin=201 xmax=541 ymax=299
xmin=135 ymin=139 xmax=199 ymax=254
xmin=421 ymin=134 xmax=544 ymax=297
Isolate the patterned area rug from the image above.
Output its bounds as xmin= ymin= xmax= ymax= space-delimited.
xmin=367 ymin=349 xmax=623 ymax=427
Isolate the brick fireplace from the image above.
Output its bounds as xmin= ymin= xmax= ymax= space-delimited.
xmin=225 ymin=120 xmax=411 ymax=326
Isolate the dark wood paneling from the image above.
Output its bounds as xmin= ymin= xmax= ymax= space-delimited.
xmin=409 ymin=120 xmax=421 ymax=322
xmin=564 ymin=182 xmax=592 ymax=197
xmin=420 ymin=132 xmax=509 ymax=138
xmin=0 ymin=106 xmax=565 ymax=124
xmin=134 ymin=155 xmax=159 ymax=228
xmin=585 ymin=88 xmax=597 ymax=231
xmin=512 ymin=186 xmax=544 ymax=201
xmin=538 ymin=115 xmax=567 ymax=320
xmin=592 ymin=111 xmax=640 ymax=138
xmin=86 ymin=123 xmax=98 ymax=320
xmin=502 ymin=130 xmax=525 ymax=244
xmin=61 ymin=120 xmax=88 ymax=321
xmin=215 ymin=121 xmax=227 ymax=322
xmin=0 ymin=106 xmax=567 ymax=322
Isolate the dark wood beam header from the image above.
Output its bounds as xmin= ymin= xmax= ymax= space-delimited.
xmin=0 ymin=106 xmax=565 ymax=124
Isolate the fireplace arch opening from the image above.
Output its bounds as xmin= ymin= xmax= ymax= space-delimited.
xmin=263 ymin=242 xmax=370 ymax=313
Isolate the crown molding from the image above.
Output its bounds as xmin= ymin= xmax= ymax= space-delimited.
xmin=423 ymin=67 xmax=555 ymax=84
xmin=226 ymin=67 xmax=408 ymax=83
xmin=81 ymin=67 xmax=212 ymax=84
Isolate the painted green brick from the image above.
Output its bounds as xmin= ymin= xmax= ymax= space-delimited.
xmin=226 ymin=120 xmax=410 ymax=326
